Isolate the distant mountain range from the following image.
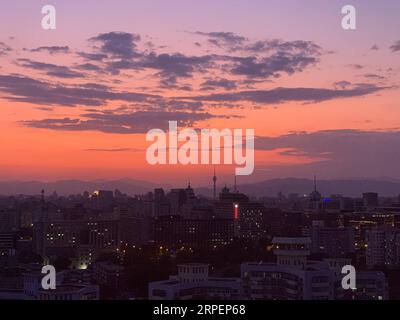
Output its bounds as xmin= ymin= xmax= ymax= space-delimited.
xmin=1 ymin=178 xmax=400 ymax=198
xmin=197 ymin=178 xmax=400 ymax=198
xmin=0 ymin=179 xmax=166 ymax=197
xmin=240 ymin=178 xmax=400 ymax=198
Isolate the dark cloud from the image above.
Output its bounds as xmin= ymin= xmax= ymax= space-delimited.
xmin=0 ymin=74 xmax=159 ymax=107
xmin=244 ymin=39 xmax=321 ymax=55
xmin=182 ymin=84 xmax=386 ymax=105
xmin=0 ymin=74 xmax=209 ymax=111
xmin=85 ymin=148 xmax=141 ymax=152
xmin=200 ymin=78 xmax=237 ymax=91
xmin=193 ymin=32 xmax=322 ymax=59
xmin=59 ymin=31 xmax=323 ymax=88
xmin=22 ymin=110 xmax=230 ymax=134
xmin=224 ymin=39 xmax=322 ymax=79
xmin=76 ymin=32 xmax=142 ymax=74
xmin=389 ymin=40 xmax=400 ymax=52
xmin=347 ymin=64 xmax=364 ymax=70
xmin=370 ymin=44 xmax=379 ymax=51
xmin=87 ymin=31 xmax=322 ymax=85
xmin=105 ymin=59 xmax=138 ymax=74
xmin=0 ymin=42 xmax=12 ymax=55
xmin=30 ymin=46 xmax=70 ymax=54
xmin=76 ymin=63 xmax=103 ymax=72
xmin=103 ymin=52 xmax=215 ymax=86
xmin=363 ymin=74 xmax=386 ymax=80
xmin=333 ymin=81 xmax=352 ymax=89
xmin=193 ymin=31 xmax=247 ymax=50
xmin=158 ymin=79 xmax=194 ymax=91
xmin=17 ymin=59 xmax=85 ymax=79
xmin=85 ymin=33 xmax=215 ymax=82
xmin=140 ymin=52 xmax=213 ymax=82
xmin=156 ymin=99 xmax=204 ymax=111
xmin=0 ymin=31 xmax=386 ymax=115
xmin=77 ymin=52 xmax=108 ymax=61
xmin=231 ymin=52 xmax=318 ymax=78
xmin=89 ymin=32 xmax=141 ymax=59
xmin=175 ymin=85 xmax=193 ymax=92
xmin=190 ymin=34 xmax=321 ymax=79
xmin=255 ymin=129 xmax=400 ymax=178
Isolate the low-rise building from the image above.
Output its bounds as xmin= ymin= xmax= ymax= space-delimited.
xmin=35 ymin=284 xmax=99 ymax=300
xmin=149 ymin=263 xmax=242 ymax=300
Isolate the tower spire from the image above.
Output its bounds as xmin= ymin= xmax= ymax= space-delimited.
xmin=213 ymin=166 xmax=217 ymax=201
xmin=314 ymin=175 xmax=317 ymax=192
xmin=41 ymin=189 xmax=45 ymax=204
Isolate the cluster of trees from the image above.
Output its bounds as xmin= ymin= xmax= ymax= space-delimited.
xmin=121 ymin=238 xmax=275 ymax=297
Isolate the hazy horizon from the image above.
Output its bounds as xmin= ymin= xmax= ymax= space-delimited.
xmin=2 ymin=176 xmax=400 ymax=198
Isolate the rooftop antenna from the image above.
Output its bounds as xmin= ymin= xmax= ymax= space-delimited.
xmin=314 ymin=175 xmax=317 ymax=192
xmin=213 ymin=166 xmax=217 ymax=201
xmin=41 ymin=189 xmax=45 ymax=204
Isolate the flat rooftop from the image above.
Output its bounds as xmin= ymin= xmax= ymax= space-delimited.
xmin=272 ymin=237 xmax=311 ymax=244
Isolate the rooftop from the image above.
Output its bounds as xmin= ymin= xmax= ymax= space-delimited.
xmin=272 ymin=237 xmax=311 ymax=245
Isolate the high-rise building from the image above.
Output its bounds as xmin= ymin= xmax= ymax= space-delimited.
xmin=91 ymin=190 xmax=114 ymax=208
xmin=152 ymin=188 xmax=170 ymax=217
xmin=366 ymin=226 xmax=400 ymax=268
xmin=214 ymin=186 xmax=249 ymax=219
xmin=154 ymin=215 xmax=234 ymax=248
xmin=311 ymin=221 xmax=355 ymax=257
xmin=363 ymin=192 xmax=379 ymax=208
xmin=0 ymin=232 xmax=15 ymax=257
xmin=0 ymin=208 xmax=19 ymax=232
xmin=167 ymin=189 xmax=188 ymax=215
xmin=32 ymin=190 xmax=48 ymax=258
xmin=212 ymin=167 xmax=217 ymax=201
xmin=309 ymin=175 xmax=322 ymax=212
xmin=237 ymin=203 xmax=267 ymax=241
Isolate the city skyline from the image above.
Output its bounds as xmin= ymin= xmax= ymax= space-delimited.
xmin=2 ymin=0 xmax=400 ymax=305
xmin=1 ymin=176 xmax=399 ymax=301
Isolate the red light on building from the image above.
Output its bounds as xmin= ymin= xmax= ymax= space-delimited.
xmin=234 ymin=203 xmax=239 ymax=220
